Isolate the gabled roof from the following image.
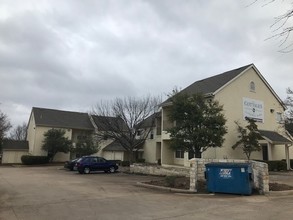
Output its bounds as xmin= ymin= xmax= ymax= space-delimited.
xmin=102 ymin=140 xmax=126 ymax=151
xmin=32 ymin=107 xmax=94 ymax=130
xmin=179 ymin=64 xmax=252 ymax=96
xmin=91 ymin=115 xmax=128 ymax=131
xmin=259 ymin=130 xmax=292 ymax=144
xmin=137 ymin=112 xmax=161 ymax=128
xmin=161 ymin=64 xmax=285 ymax=109
xmin=2 ymin=140 xmax=29 ymax=150
xmin=162 ymin=64 xmax=252 ymax=106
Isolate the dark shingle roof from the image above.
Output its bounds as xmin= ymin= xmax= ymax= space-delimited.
xmin=138 ymin=112 xmax=161 ymax=128
xmin=259 ymin=130 xmax=292 ymax=144
xmin=33 ymin=107 xmax=94 ymax=130
xmin=181 ymin=64 xmax=252 ymax=95
xmin=103 ymin=141 xmax=126 ymax=151
xmin=162 ymin=64 xmax=252 ymax=105
xmin=91 ymin=115 xmax=128 ymax=131
xmin=2 ymin=140 xmax=29 ymax=150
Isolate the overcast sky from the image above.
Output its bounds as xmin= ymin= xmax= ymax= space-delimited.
xmin=0 ymin=0 xmax=293 ymax=129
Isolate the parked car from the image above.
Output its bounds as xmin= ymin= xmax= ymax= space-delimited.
xmin=75 ymin=156 xmax=119 ymax=174
xmin=64 ymin=158 xmax=79 ymax=171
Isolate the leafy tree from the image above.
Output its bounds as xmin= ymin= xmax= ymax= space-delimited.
xmin=10 ymin=122 xmax=27 ymax=141
xmin=71 ymin=135 xmax=100 ymax=157
xmin=92 ymin=95 xmax=160 ymax=162
xmin=232 ymin=118 xmax=262 ymax=160
xmin=0 ymin=110 xmax=12 ymax=151
xmin=168 ymin=93 xmax=227 ymax=158
xmin=42 ymin=129 xmax=72 ymax=161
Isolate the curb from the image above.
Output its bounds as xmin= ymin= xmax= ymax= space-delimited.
xmin=136 ymin=182 xmax=197 ymax=194
xmin=268 ymin=189 xmax=293 ymax=196
xmin=136 ymin=182 xmax=215 ymax=195
xmin=136 ymin=182 xmax=293 ymax=197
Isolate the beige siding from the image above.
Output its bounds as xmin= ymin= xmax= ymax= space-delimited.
xmin=211 ymin=67 xmax=290 ymax=160
xmin=26 ymin=112 xmax=36 ymax=154
xmin=156 ymin=66 xmax=292 ymax=166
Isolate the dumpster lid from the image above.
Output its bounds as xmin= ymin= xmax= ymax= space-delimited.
xmin=205 ymin=162 xmax=250 ymax=168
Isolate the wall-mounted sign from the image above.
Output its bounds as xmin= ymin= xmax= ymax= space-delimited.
xmin=243 ymin=97 xmax=264 ymax=123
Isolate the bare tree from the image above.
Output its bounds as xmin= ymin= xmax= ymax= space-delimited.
xmin=0 ymin=110 xmax=12 ymax=150
xmin=284 ymin=88 xmax=293 ymax=133
xmin=251 ymin=0 xmax=293 ymax=52
xmin=10 ymin=122 xmax=27 ymax=141
xmin=92 ymin=95 xmax=160 ymax=162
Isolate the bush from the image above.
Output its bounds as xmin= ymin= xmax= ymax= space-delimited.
xmin=136 ymin=158 xmax=145 ymax=163
xmin=121 ymin=161 xmax=130 ymax=167
xmin=108 ymin=160 xmax=121 ymax=165
xmin=21 ymin=155 xmax=49 ymax=165
xmin=259 ymin=160 xmax=287 ymax=171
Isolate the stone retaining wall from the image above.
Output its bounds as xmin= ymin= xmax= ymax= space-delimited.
xmin=189 ymin=158 xmax=269 ymax=194
xmin=130 ymin=163 xmax=190 ymax=177
xmin=130 ymin=159 xmax=269 ymax=195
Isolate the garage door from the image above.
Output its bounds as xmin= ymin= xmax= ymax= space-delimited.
xmin=2 ymin=150 xmax=29 ymax=164
xmin=103 ymin=151 xmax=124 ymax=161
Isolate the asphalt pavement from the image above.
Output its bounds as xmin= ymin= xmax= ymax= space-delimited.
xmin=1 ymin=166 xmax=293 ymax=220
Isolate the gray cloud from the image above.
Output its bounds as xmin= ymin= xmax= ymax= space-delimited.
xmin=0 ymin=0 xmax=292 ymax=129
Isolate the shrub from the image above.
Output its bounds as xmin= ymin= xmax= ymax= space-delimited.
xmin=136 ymin=158 xmax=145 ymax=163
xmin=264 ymin=160 xmax=287 ymax=171
xmin=108 ymin=160 xmax=121 ymax=165
xmin=21 ymin=155 xmax=49 ymax=165
xmin=121 ymin=161 xmax=130 ymax=167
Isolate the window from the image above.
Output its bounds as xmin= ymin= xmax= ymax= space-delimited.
xmin=150 ymin=132 xmax=154 ymax=139
xmin=249 ymin=81 xmax=255 ymax=92
xmin=276 ymin=112 xmax=283 ymax=123
xmin=175 ymin=150 xmax=185 ymax=159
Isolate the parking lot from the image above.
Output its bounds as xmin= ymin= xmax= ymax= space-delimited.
xmin=1 ymin=166 xmax=293 ymax=220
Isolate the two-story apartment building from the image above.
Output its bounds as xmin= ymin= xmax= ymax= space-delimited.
xmin=156 ymin=64 xmax=292 ymax=168
xmin=25 ymin=107 xmax=129 ymax=162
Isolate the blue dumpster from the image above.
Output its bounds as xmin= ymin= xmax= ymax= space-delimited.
xmin=205 ymin=163 xmax=252 ymax=195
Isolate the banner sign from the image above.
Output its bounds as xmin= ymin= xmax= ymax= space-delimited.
xmin=243 ymin=97 xmax=264 ymax=123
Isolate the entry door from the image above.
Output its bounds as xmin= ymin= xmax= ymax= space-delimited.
xmin=262 ymin=144 xmax=268 ymax=161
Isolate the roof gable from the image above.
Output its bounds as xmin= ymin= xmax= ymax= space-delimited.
xmin=32 ymin=107 xmax=94 ymax=130
xmin=161 ymin=64 xmax=285 ymax=109
xmin=180 ymin=64 xmax=252 ymax=96
xmin=91 ymin=115 xmax=128 ymax=131
xmin=2 ymin=140 xmax=29 ymax=150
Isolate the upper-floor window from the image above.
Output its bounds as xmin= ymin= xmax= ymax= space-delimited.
xmin=149 ymin=131 xmax=154 ymax=139
xmin=250 ymin=81 xmax=255 ymax=92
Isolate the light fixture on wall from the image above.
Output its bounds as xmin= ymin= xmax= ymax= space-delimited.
xmin=270 ymin=109 xmax=275 ymax=113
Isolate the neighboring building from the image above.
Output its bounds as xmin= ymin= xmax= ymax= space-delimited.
xmin=27 ymin=107 xmax=95 ymax=162
xmin=144 ymin=64 xmax=292 ymax=168
xmin=90 ymin=115 xmax=129 ymax=161
xmin=2 ymin=140 xmax=29 ymax=163
xmin=24 ymin=107 xmax=128 ymax=163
